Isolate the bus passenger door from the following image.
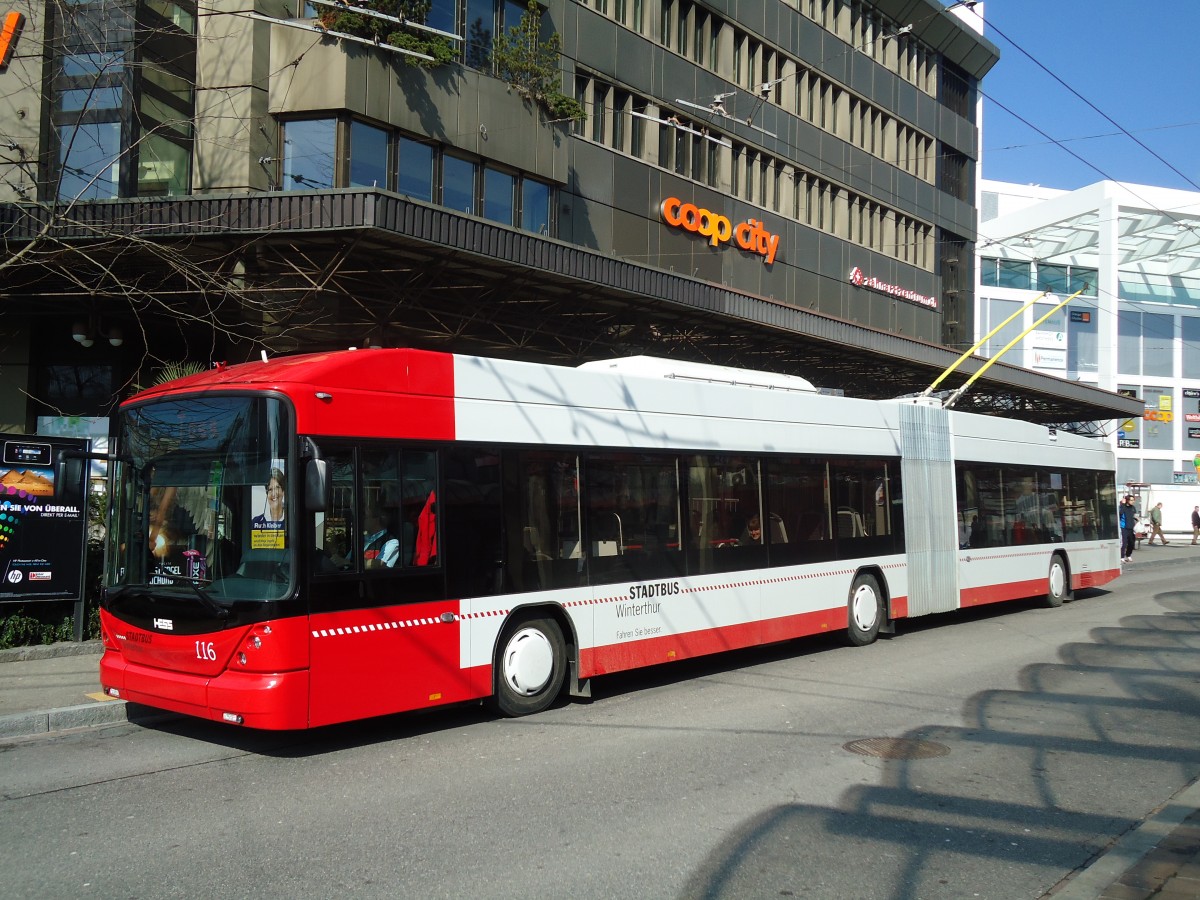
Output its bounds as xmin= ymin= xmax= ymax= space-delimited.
xmin=306 ymin=444 xmax=471 ymax=727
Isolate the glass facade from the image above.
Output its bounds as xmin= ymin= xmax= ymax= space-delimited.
xmin=52 ymin=0 xmax=196 ymax=200
xmin=980 ymin=258 xmax=1098 ymax=297
xmin=279 ymin=120 xmax=555 ymax=235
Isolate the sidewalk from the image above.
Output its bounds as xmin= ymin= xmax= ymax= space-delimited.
xmin=0 ymin=640 xmax=136 ymax=738
xmin=1 ymin=547 xmax=1198 ymax=898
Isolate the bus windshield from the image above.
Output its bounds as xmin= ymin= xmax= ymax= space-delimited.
xmin=106 ymin=395 xmax=293 ymax=604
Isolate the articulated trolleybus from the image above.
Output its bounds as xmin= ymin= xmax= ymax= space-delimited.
xmin=92 ymin=348 xmax=1120 ymax=729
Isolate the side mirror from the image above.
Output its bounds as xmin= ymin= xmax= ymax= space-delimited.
xmin=53 ymin=452 xmax=86 ymax=505
xmin=305 ymin=458 xmax=327 ymax=512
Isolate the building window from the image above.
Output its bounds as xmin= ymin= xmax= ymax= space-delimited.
xmin=939 ymin=60 xmax=972 ymax=120
xmin=397 ymin=135 xmax=435 ymax=202
xmin=282 ymin=118 xmax=337 ymax=190
xmin=58 ymin=122 xmax=122 ymax=200
xmin=136 ymin=62 xmax=194 ymax=197
xmin=38 ymin=364 xmax=114 ymax=417
xmin=1067 ymin=304 xmax=1098 ymax=378
xmin=138 ymin=131 xmax=191 ymax=197
xmin=424 ymin=0 xmax=456 ymax=32
xmin=502 ymin=0 xmax=526 ymax=30
xmin=1183 ymin=317 xmax=1200 ymax=379
xmin=483 ymin=166 xmax=515 ymax=225
xmin=1142 ymin=386 xmax=1174 ymax=452
xmin=1037 ymin=263 xmax=1069 ymax=294
xmin=1069 ymin=266 xmax=1097 ymax=295
xmin=939 ymin=147 xmax=970 ymax=203
xmin=631 ymin=99 xmax=646 ymax=157
xmin=349 ymin=120 xmax=390 ymax=189
xmin=592 ymin=83 xmax=608 ymax=144
xmin=464 ymin=0 xmax=495 ymax=68
xmin=58 ymin=87 xmax=123 ymax=111
xmin=521 ymin=178 xmax=551 ymax=234
xmin=442 ymin=154 xmax=477 ymax=214
xmin=1118 ymin=311 xmax=1142 ymax=376
xmin=997 ymin=259 xmax=1032 ymax=290
xmin=1144 ymin=313 xmax=1175 ymax=379
xmin=983 ymin=298 xmax=1022 ymax=359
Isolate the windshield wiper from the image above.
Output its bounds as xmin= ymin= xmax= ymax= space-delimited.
xmin=149 ymin=572 xmax=229 ymax=619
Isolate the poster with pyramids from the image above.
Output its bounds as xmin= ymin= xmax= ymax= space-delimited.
xmin=0 ymin=437 xmax=90 ymax=603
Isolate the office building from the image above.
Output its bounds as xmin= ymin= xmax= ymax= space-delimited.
xmin=977 ymin=177 xmax=1200 ymax=486
xmin=0 ymin=0 xmax=1138 ymax=437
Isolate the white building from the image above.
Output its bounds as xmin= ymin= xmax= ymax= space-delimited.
xmin=976 ymin=178 xmax=1200 ymax=492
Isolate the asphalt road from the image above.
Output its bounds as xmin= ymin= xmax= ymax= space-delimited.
xmin=2 ymin=560 xmax=1198 ymax=900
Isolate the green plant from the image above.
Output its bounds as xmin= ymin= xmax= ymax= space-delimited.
xmin=153 ymin=360 xmax=208 ymax=385
xmin=0 ymin=605 xmax=93 ymax=648
xmin=0 ymin=610 xmax=41 ymax=648
xmin=318 ymin=0 xmax=456 ymax=67
xmin=491 ymin=1 xmax=586 ymax=123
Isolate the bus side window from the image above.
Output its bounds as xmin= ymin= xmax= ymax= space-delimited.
xmin=361 ymin=449 xmax=401 ymax=569
xmin=402 ymin=450 xmax=438 ymax=567
xmin=764 ymin=459 xmax=832 ymax=566
xmin=312 ymin=449 xmax=355 ymax=574
xmin=685 ymin=454 xmax=762 ymax=575
xmin=510 ymin=449 xmax=582 ymax=592
xmin=444 ymin=445 xmax=502 ymax=598
xmin=585 ymin=452 xmax=684 ymax=583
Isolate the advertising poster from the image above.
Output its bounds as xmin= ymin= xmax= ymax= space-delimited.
xmin=0 ymin=436 xmax=89 ymax=603
xmin=249 ymin=460 xmax=287 ymax=550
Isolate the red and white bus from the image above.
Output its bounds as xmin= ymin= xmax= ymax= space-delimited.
xmin=89 ymin=348 xmax=1120 ymax=729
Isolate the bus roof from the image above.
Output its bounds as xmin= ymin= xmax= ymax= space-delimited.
xmin=124 ymin=348 xmax=456 ymax=404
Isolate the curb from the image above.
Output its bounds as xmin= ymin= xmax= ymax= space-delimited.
xmin=1049 ymin=777 xmax=1200 ymax=899
xmin=0 ymin=640 xmax=103 ymax=663
xmin=0 ymin=699 xmax=179 ymax=740
xmin=0 ymin=698 xmax=130 ymax=739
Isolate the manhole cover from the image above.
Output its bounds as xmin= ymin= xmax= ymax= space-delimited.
xmin=843 ymin=737 xmax=950 ymax=759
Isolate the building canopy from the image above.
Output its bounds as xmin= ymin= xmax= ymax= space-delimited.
xmin=2 ymin=190 xmax=1141 ymax=426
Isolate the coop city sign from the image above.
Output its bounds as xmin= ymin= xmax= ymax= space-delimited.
xmin=0 ymin=12 xmax=24 ymax=70
xmin=659 ymin=198 xmax=780 ymax=265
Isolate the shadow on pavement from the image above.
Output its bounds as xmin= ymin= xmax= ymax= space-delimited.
xmin=679 ymin=591 xmax=1200 ymax=900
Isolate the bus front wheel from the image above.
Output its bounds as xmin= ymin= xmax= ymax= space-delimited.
xmin=491 ymin=617 xmax=567 ymax=717
xmin=847 ymin=573 xmax=883 ymax=647
xmin=1044 ymin=555 xmax=1070 ymax=608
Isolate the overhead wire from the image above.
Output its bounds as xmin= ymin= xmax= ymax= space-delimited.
xmin=964 ymin=5 xmax=1200 ymax=194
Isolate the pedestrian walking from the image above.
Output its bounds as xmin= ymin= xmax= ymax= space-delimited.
xmin=1119 ymin=495 xmax=1136 ymax=563
xmin=1148 ymin=502 xmax=1169 ymax=545
xmin=1191 ymin=505 xmax=1200 ymax=545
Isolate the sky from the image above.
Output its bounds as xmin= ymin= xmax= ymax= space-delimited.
xmin=969 ymin=1 xmax=1200 ymax=193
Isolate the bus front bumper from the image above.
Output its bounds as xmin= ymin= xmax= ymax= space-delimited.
xmin=100 ymin=651 xmax=310 ymax=730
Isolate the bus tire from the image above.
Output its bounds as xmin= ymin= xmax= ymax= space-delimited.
xmin=1045 ymin=554 xmax=1070 ymax=608
xmin=491 ymin=617 xmax=567 ymax=717
xmin=847 ymin=573 xmax=883 ymax=647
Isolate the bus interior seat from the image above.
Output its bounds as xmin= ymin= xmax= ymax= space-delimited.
xmin=768 ymin=513 xmax=788 ymax=543
xmin=523 ymin=526 xmax=552 ymax=561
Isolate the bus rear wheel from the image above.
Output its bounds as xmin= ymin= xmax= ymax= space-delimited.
xmin=1044 ymin=555 xmax=1070 ymax=608
xmin=491 ymin=617 xmax=567 ymax=717
xmin=847 ymin=573 xmax=883 ymax=647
